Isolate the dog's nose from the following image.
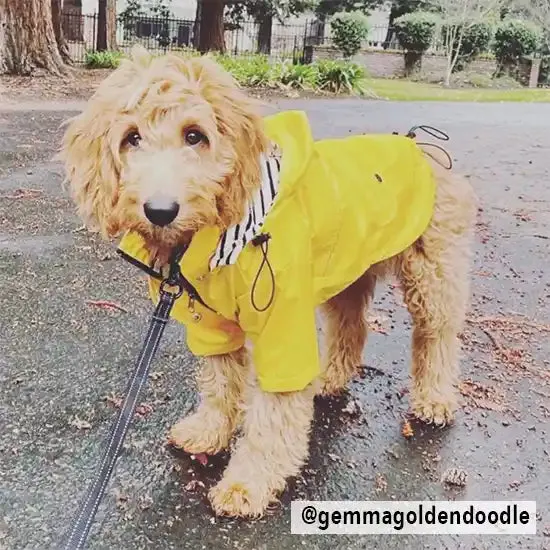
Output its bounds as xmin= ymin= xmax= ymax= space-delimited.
xmin=143 ymin=200 xmax=180 ymax=226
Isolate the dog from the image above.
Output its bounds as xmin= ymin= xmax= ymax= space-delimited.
xmin=61 ymin=45 xmax=477 ymax=518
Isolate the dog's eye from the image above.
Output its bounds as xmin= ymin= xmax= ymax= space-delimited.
xmin=123 ymin=131 xmax=142 ymax=148
xmin=184 ymin=128 xmax=208 ymax=147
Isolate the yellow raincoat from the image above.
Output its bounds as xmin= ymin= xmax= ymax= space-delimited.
xmin=117 ymin=110 xmax=436 ymax=392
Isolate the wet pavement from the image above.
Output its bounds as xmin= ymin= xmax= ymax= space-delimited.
xmin=0 ymin=99 xmax=549 ymax=550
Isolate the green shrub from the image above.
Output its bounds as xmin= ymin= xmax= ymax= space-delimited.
xmin=330 ymin=11 xmax=370 ymax=58
xmin=85 ymin=50 xmax=123 ymax=69
xmin=493 ymin=19 xmax=541 ymax=76
xmin=276 ymin=60 xmax=318 ymax=89
xmin=394 ymin=12 xmax=439 ymax=76
xmin=315 ymin=59 xmax=367 ymax=94
xmin=394 ymin=12 xmax=439 ymax=52
xmin=443 ymin=20 xmax=494 ymax=72
xmin=215 ymin=55 xmax=276 ymax=87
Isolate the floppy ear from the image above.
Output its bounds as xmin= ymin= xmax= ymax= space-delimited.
xmin=60 ymin=107 xmax=121 ymax=238
xmin=177 ymin=55 xmax=269 ymax=225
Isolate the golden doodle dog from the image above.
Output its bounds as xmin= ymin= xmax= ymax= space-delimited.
xmin=61 ymin=46 xmax=477 ymax=518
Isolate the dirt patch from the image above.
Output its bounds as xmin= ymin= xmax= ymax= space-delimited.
xmin=0 ymin=68 xmax=111 ymax=104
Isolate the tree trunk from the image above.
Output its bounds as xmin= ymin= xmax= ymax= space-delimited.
xmin=198 ymin=0 xmax=225 ymax=53
xmin=51 ymin=0 xmax=71 ymax=64
xmin=403 ymin=51 xmax=422 ymax=77
xmin=97 ymin=0 xmax=116 ymax=51
xmin=0 ymin=0 xmax=67 ymax=75
xmin=193 ymin=0 xmax=202 ymax=49
xmin=257 ymin=14 xmax=273 ymax=55
xmin=383 ymin=4 xmax=398 ymax=49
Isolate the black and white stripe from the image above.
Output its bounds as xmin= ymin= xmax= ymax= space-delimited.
xmin=210 ymin=154 xmax=280 ymax=269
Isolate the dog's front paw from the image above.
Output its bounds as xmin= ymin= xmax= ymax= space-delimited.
xmin=320 ymin=365 xmax=354 ymax=396
xmin=412 ymin=396 xmax=456 ymax=426
xmin=208 ymin=475 xmax=276 ymax=518
xmin=168 ymin=410 xmax=232 ymax=455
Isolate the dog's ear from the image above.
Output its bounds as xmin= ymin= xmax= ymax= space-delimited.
xmin=184 ymin=56 xmax=269 ymax=224
xmin=130 ymin=44 xmax=153 ymax=68
xmin=59 ymin=108 xmax=121 ymax=238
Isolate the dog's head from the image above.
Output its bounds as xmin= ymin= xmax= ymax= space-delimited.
xmin=61 ymin=46 xmax=267 ymax=251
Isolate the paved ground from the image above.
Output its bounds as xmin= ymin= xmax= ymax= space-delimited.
xmin=0 ymin=99 xmax=549 ymax=550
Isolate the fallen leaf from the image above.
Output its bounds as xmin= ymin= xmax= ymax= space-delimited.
xmin=442 ymin=467 xmax=468 ymax=487
xmin=135 ymin=403 xmax=154 ymax=417
xmin=69 ymin=416 xmax=92 ymax=430
xmin=2 ymin=188 xmax=43 ymax=199
xmin=184 ymin=479 xmax=205 ymax=492
xmin=375 ymin=473 xmax=388 ymax=493
xmin=401 ymin=419 xmax=414 ymax=439
xmin=86 ymin=300 xmax=127 ymax=313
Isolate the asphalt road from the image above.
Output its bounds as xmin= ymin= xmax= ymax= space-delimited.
xmin=0 ymin=99 xmax=549 ymax=550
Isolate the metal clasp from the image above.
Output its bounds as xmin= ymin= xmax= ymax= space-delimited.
xmin=188 ymin=296 xmax=202 ymax=322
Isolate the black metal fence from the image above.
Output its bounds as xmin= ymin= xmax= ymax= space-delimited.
xmin=62 ymin=13 xmax=320 ymax=63
xmin=61 ymin=12 xmax=404 ymax=65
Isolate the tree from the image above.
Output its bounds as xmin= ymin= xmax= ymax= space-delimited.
xmin=0 ymin=0 xmax=67 ymax=75
xmin=97 ymin=0 xmax=117 ymax=51
xmin=383 ymin=0 xmax=435 ymax=48
xmin=516 ymin=0 xmax=550 ymax=51
xmin=330 ymin=11 xmax=370 ymax=57
xmin=493 ymin=19 xmax=541 ymax=76
xmin=432 ymin=0 xmax=503 ymax=86
xmin=315 ymin=0 xmax=381 ymax=20
xmin=51 ymin=0 xmax=72 ymax=64
xmin=226 ymin=0 xmax=316 ymax=55
xmin=394 ymin=11 xmax=439 ymax=75
xmin=197 ymin=0 xmax=226 ymax=52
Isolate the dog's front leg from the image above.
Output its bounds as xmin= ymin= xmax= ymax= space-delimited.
xmin=209 ymin=370 xmax=315 ymax=518
xmin=169 ymin=348 xmax=248 ymax=454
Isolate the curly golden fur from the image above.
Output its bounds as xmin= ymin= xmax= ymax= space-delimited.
xmin=61 ymin=46 xmax=477 ymax=519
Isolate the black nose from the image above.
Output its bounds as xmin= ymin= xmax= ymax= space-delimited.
xmin=143 ymin=201 xmax=180 ymax=226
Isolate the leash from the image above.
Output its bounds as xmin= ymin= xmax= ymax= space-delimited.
xmin=394 ymin=124 xmax=454 ymax=170
xmin=60 ymin=257 xmax=184 ymax=550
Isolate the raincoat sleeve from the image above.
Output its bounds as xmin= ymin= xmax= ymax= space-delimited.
xmin=236 ymin=248 xmax=321 ymax=393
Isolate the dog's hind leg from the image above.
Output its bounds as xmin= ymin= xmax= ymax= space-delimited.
xmin=169 ymin=348 xmax=248 ymax=454
xmin=209 ymin=373 xmax=316 ymax=517
xmin=399 ymin=171 xmax=475 ymax=426
xmin=320 ymin=273 xmax=376 ymax=395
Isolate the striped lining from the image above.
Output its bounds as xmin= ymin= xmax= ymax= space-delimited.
xmin=210 ymin=153 xmax=281 ymax=269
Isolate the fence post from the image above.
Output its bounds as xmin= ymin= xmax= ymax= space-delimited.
xmin=529 ymin=56 xmax=541 ymax=89
xmin=302 ymin=19 xmax=308 ymax=64
xmin=92 ymin=12 xmax=97 ymax=52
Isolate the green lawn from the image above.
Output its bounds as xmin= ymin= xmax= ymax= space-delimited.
xmin=366 ymin=78 xmax=550 ymax=102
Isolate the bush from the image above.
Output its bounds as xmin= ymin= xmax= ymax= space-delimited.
xmin=215 ymin=55 xmax=276 ymax=87
xmin=443 ymin=20 xmax=494 ymax=72
xmin=314 ymin=59 xmax=367 ymax=94
xmin=276 ymin=60 xmax=318 ymax=89
xmin=394 ymin=12 xmax=439 ymax=52
xmin=394 ymin=12 xmax=439 ymax=76
xmin=330 ymin=11 xmax=370 ymax=58
xmin=85 ymin=50 xmax=123 ymax=69
xmin=208 ymin=55 xmax=367 ymax=95
xmin=493 ymin=19 xmax=541 ymax=76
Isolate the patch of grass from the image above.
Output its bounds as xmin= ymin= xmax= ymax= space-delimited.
xmin=85 ymin=50 xmax=123 ymax=69
xmin=368 ymin=78 xmax=550 ymax=102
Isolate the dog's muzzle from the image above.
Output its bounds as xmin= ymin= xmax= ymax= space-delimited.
xmin=144 ymin=199 xmax=180 ymax=227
